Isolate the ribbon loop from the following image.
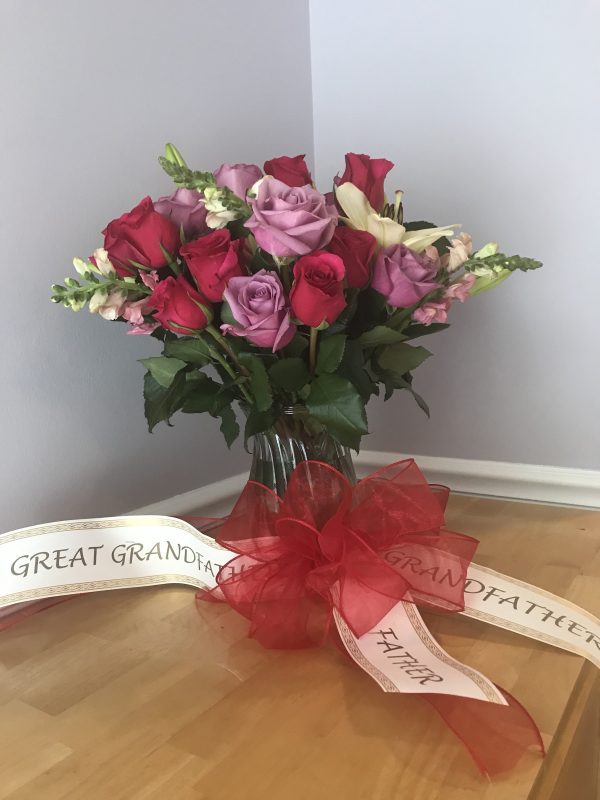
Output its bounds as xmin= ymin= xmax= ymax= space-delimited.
xmin=209 ymin=459 xmax=479 ymax=648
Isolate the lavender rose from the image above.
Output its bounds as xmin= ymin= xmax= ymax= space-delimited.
xmin=221 ymin=269 xmax=296 ymax=352
xmin=244 ymin=178 xmax=337 ymax=258
xmin=371 ymin=244 xmax=441 ymax=307
xmin=214 ymin=162 xmax=263 ymax=199
xmin=153 ymin=188 xmax=208 ymax=239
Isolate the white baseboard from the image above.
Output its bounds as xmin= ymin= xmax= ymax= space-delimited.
xmin=356 ymin=451 xmax=600 ymax=509
xmin=129 ymin=472 xmax=248 ymax=517
xmin=128 ymin=454 xmax=599 ymax=516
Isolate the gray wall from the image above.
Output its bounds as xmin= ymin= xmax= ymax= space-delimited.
xmin=1 ymin=0 xmax=314 ymax=531
xmin=2 ymin=0 xmax=597 ymax=533
xmin=310 ymin=0 xmax=600 ymax=470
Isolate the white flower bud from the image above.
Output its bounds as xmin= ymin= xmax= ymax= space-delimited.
xmin=446 ymin=233 xmax=473 ymax=272
xmin=473 ymin=242 xmax=499 ymax=260
xmin=73 ymin=257 xmax=89 ymax=277
xmin=89 ymin=288 xmax=108 ymax=314
xmin=97 ymin=290 xmax=127 ymax=320
xmin=247 ymin=176 xmax=268 ymax=198
xmin=92 ymin=248 xmax=117 ymax=277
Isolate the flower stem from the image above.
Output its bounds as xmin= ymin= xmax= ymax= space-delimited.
xmin=205 ymin=324 xmax=250 ymax=377
xmin=309 ymin=327 xmax=318 ymax=374
xmin=203 ymin=325 xmax=253 ymax=403
xmin=200 ymin=332 xmax=253 ymax=404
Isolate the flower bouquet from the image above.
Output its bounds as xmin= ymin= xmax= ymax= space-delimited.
xmin=52 ymin=146 xmax=541 ymax=491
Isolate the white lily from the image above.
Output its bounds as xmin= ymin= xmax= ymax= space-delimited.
xmin=335 ymin=182 xmax=459 ymax=252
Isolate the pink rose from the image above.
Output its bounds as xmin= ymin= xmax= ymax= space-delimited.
xmin=244 ymin=179 xmax=337 ymax=258
xmin=214 ymin=162 xmax=263 ymax=199
xmin=222 ymin=269 xmax=296 ymax=351
xmin=153 ymin=188 xmax=208 ymax=239
xmin=372 ymin=244 xmax=440 ymax=307
xmin=412 ymin=301 xmax=450 ymax=325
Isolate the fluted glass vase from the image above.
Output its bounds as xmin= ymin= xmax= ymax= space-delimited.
xmin=248 ymin=406 xmax=356 ymax=497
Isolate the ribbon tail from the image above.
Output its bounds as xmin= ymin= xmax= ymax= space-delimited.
xmin=334 ymin=600 xmax=544 ymax=775
xmin=426 ymin=688 xmax=545 ymax=776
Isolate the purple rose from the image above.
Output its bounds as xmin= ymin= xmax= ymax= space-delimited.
xmin=214 ymin=162 xmax=263 ymax=199
xmin=244 ymin=178 xmax=338 ymax=258
xmin=221 ymin=269 xmax=296 ymax=352
xmin=153 ymin=188 xmax=208 ymax=239
xmin=372 ymin=244 xmax=441 ymax=307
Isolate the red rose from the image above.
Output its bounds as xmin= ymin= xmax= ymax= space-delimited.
xmin=290 ymin=251 xmax=346 ymax=327
xmin=338 ymin=153 xmax=394 ymax=212
xmin=149 ymin=276 xmax=210 ymax=333
xmin=103 ymin=196 xmax=180 ymax=276
xmin=180 ymin=229 xmax=245 ymax=302
xmin=327 ymin=226 xmax=377 ymax=288
xmin=263 ymin=154 xmax=312 ymax=187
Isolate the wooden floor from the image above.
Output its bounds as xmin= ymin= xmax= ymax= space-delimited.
xmin=0 ymin=496 xmax=599 ymax=800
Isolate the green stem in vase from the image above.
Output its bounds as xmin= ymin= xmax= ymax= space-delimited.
xmin=309 ymin=327 xmax=318 ymax=374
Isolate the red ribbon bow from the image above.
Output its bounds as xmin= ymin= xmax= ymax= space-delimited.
xmin=206 ymin=459 xmax=478 ymax=649
xmin=198 ymin=459 xmax=544 ymax=776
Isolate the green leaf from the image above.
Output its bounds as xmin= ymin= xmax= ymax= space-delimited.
xmin=385 ymin=374 xmax=430 ymax=417
xmin=409 ymin=386 xmax=430 ymax=417
xmin=163 ymin=336 xmax=211 ymax=365
xmin=306 ymin=374 xmax=368 ymax=450
xmin=239 ymin=353 xmax=272 ymax=412
xmin=469 ymin=270 xmax=511 ymax=296
xmin=338 ymin=339 xmax=378 ymax=402
xmin=403 ymin=220 xmax=438 ymax=231
xmin=181 ymin=374 xmax=222 ymax=413
xmin=316 ymin=334 xmax=346 ymax=374
xmin=376 ymin=342 xmax=432 ymax=376
xmin=325 ymin=289 xmax=359 ymax=335
xmin=283 ymin=334 xmax=309 ymax=358
xmin=357 ymin=326 xmax=407 ymax=347
xmin=139 ymin=356 xmax=187 ymax=388
xmin=243 ymin=407 xmax=276 ymax=448
xmin=402 ymin=323 xmax=450 ymax=340
xmin=143 ymin=371 xmax=187 ymax=432
xmin=349 ymin=288 xmax=388 ymax=336
xmin=220 ymin=301 xmax=237 ymax=328
xmin=269 ymin=358 xmax=310 ymax=393
xmin=218 ymin=405 xmax=240 ymax=448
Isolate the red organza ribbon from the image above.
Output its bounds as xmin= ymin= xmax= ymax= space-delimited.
xmin=197 ymin=458 xmax=544 ymax=775
xmin=202 ymin=459 xmax=478 ymax=648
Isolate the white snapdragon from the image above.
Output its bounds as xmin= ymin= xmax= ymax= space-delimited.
xmin=203 ymin=187 xmax=239 ymax=229
xmin=92 ymin=248 xmax=117 ymax=277
xmin=247 ymin=175 xmax=268 ymax=199
xmin=446 ymin=233 xmax=473 ymax=272
xmin=89 ymin=288 xmax=126 ymax=319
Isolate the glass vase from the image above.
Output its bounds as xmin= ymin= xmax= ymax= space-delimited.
xmin=248 ymin=406 xmax=356 ymax=497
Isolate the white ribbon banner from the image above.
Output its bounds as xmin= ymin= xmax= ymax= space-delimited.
xmin=1 ymin=515 xmax=598 ymax=705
